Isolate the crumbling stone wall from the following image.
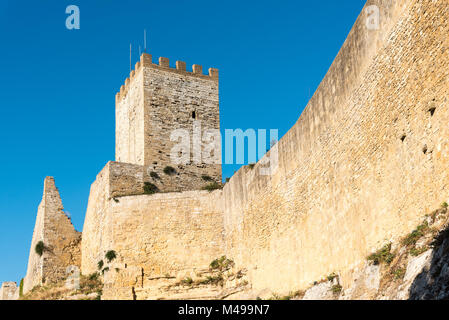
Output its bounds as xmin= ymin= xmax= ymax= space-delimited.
xmin=0 ymin=282 xmax=19 ymax=300
xmin=23 ymin=177 xmax=81 ymax=294
xmin=223 ymin=0 xmax=449 ymax=296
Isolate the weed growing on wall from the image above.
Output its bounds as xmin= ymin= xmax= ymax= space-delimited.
xmin=35 ymin=241 xmax=45 ymax=256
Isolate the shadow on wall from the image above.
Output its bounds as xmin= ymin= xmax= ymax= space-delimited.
xmin=409 ymin=226 xmax=449 ymax=300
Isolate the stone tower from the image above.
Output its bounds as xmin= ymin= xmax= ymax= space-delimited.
xmin=115 ymin=53 xmax=222 ymax=183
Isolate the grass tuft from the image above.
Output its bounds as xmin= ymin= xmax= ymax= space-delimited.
xmin=367 ymin=243 xmax=395 ymax=265
xmin=202 ymin=182 xmax=223 ymax=192
xmin=163 ymin=166 xmax=177 ymax=176
xmin=35 ymin=241 xmax=45 ymax=256
xmin=149 ymin=171 xmax=160 ymax=180
xmin=210 ymin=256 xmax=234 ymax=271
xmin=401 ymin=222 xmax=429 ymax=247
xmin=144 ymin=182 xmax=159 ymax=195
xmin=331 ymin=284 xmax=342 ymax=295
xmin=105 ymin=250 xmax=117 ymax=263
xmin=392 ymin=268 xmax=405 ymax=280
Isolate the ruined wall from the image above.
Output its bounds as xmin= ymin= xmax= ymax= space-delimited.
xmin=115 ymin=54 xmax=221 ymax=185
xmin=82 ymin=165 xmax=225 ymax=300
xmin=23 ymin=177 xmax=82 ymax=294
xmin=0 ymin=282 xmax=19 ymax=300
xmin=223 ymin=0 xmax=449 ymax=295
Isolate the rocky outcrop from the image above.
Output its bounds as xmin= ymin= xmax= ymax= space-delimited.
xmin=291 ymin=205 xmax=449 ymax=300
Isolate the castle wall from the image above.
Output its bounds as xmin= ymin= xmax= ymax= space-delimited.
xmin=223 ymin=0 xmax=449 ymax=295
xmin=81 ymin=163 xmax=112 ymax=276
xmin=23 ymin=198 xmax=45 ymax=293
xmin=23 ymin=177 xmax=81 ymax=294
xmin=116 ymin=68 xmax=145 ymax=165
xmin=81 ymin=163 xmax=225 ymax=300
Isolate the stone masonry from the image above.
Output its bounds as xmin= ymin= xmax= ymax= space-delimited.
xmin=83 ymin=0 xmax=449 ymax=299
xmin=115 ymin=53 xmax=222 ymax=191
xmin=23 ymin=177 xmax=82 ymax=294
xmin=223 ymin=0 xmax=449 ymax=295
xmin=7 ymin=0 xmax=449 ymax=300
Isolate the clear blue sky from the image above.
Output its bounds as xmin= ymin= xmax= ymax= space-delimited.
xmin=0 ymin=0 xmax=365 ymax=284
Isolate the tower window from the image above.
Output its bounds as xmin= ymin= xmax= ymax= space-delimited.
xmin=192 ymin=111 xmax=196 ymax=119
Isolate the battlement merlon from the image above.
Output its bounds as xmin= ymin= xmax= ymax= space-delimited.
xmin=115 ymin=53 xmax=219 ymax=103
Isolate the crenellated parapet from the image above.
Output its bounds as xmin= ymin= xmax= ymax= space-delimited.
xmin=115 ymin=51 xmax=221 ymax=180
xmin=116 ymin=53 xmax=219 ymax=103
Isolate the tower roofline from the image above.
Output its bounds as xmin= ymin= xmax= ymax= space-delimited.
xmin=116 ymin=53 xmax=219 ymax=103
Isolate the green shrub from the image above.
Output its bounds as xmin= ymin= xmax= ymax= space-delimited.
xmin=181 ymin=277 xmax=193 ymax=286
xmin=198 ymin=275 xmax=223 ymax=285
xmin=89 ymin=272 xmax=99 ymax=281
xmin=163 ymin=166 xmax=177 ymax=176
xmin=327 ymin=273 xmax=338 ymax=282
xmin=225 ymin=178 xmax=230 ymax=183
xmin=144 ymin=182 xmax=159 ymax=195
xmin=35 ymin=241 xmax=45 ymax=256
xmin=101 ymin=267 xmax=109 ymax=275
xmin=392 ymin=268 xmax=405 ymax=280
xmin=201 ymin=175 xmax=213 ymax=182
xmin=150 ymin=171 xmax=160 ymax=180
xmin=442 ymin=202 xmax=448 ymax=209
xmin=410 ymin=246 xmax=428 ymax=257
xmin=202 ymin=182 xmax=223 ymax=192
xmin=105 ymin=250 xmax=117 ymax=263
xmin=402 ymin=222 xmax=429 ymax=246
xmin=271 ymin=290 xmax=303 ymax=300
xmin=97 ymin=260 xmax=104 ymax=270
xmin=19 ymin=278 xmax=24 ymax=297
xmin=331 ymin=285 xmax=342 ymax=294
xmin=209 ymin=256 xmax=234 ymax=271
xmin=367 ymin=243 xmax=395 ymax=265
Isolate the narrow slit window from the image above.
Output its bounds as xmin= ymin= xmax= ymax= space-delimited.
xmin=192 ymin=111 xmax=196 ymax=119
